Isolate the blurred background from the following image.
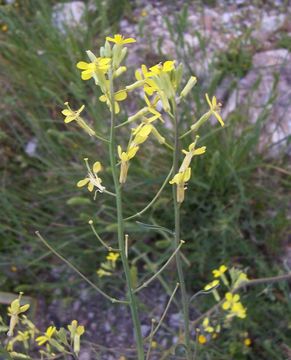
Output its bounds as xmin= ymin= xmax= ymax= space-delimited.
xmin=0 ymin=0 xmax=290 ymax=359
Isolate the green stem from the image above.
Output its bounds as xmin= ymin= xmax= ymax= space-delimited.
xmin=171 ymin=101 xmax=192 ymax=359
xmin=108 ymin=71 xmax=144 ymax=360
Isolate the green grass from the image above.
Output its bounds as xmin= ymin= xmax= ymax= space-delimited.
xmin=0 ymin=1 xmax=290 ymax=359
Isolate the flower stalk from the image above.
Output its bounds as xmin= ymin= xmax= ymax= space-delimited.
xmin=108 ymin=70 xmax=144 ymax=360
xmin=171 ymin=100 xmax=192 ymax=359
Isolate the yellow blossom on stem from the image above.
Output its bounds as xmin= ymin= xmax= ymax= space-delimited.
xmin=213 ymin=264 xmax=229 ymax=286
xmin=68 ymin=320 xmax=85 ymax=355
xmin=106 ymin=252 xmax=120 ymax=263
xmin=213 ymin=265 xmax=227 ymax=277
xmin=222 ymin=292 xmax=240 ymax=310
xmin=204 ymin=280 xmax=220 ymax=301
xmin=77 ymin=159 xmax=105 ymax=193
xmin=7 ymin=293 xmax=30 ymax=337
xmin=198 ymin=334 xmax=207 ymax=344
xmin=99 ymin=89 xmax=127 ymax=114
xmin=205 ymin=93 xmax=224 ymax=127
xmin=106 ymin=34 xmax=136 ymax=45
xmin=76 ymin=57 xmax=111 ymax=80
xmin=244 ymin=338 xmax=252 ymax=346
xmin=36 ymin=326 xmax=56 ymax=346
xmin=62 ymin=102 xmax=95 ymax=137
xmin=169 ymin=167 xmax=191 ymax=203
xmin=204 ymin=279 xmax=219 ymax=291
xmin=202 ymin=318 xmax=214 ymax=333
xmin=118 ymin=145 xmax=139 ymax=183
xmin=149 ymin=61 xmax=175 ymax=76
xmin=179 ymin=137 xmax=206 ymax=172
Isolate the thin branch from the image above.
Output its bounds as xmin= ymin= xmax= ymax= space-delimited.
xmin=145 ymin=319 xmax=156 ymax=360
xmin=145 ymin=282 xmax=180 ymax=341
xmin=133 ymin=241 xmax=185 ymax=293
xmin=35 ymin=231 xmax=128 ymax=304
xmin=124 ymin=167 xmax=174 ymax=221
xmin=88 ymin=220 xmax=120 ymax=252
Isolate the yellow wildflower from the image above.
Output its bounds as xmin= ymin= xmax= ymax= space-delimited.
xmin=97 ymin=268 xmax=111 ymax=278
xmin=106 ymin=252 xmax=120 ymax=263
xmin=179 ymin=137 xmax=206 ymax=172
xmin=222 ymin=293 xmax=247 ymax=319
xmin=1 ymin=24 xmax=8 ymax=32
xmin=99 ymin=89 xmax=127 ymax=114
xmin=106 ymin=34 xmax=136 ymax=45
xmin=77 ymin=159 xmax=105 ymax=193
xmin=231 ymin=301 xmax=247 ymax=319
xmin=202 ymin=318 xmax=214 ymax=333
xmin=149 ymin=61 xmax=175 ymax=76
xmin=62 ymin=102 xmax=95 ymax=137
xmin=204 ymin=279 xmax=219 ymax=291
xmin=36 ymin=326 xmax=56 ymax=346
xmin=7 ymin=293 xmax=30 ymax=337
xmin=169 ymin=167 xmax=191 ymax=203
xmin=222 ymin=292 xmax=240 ymax=311
xmin=68 ymin=320 xmax=85 ymax=355
xmin=118 ymin=145 xmax=139 ymax=184
xmin=198 ymin=334 xmax=207 ymax=344
xmin=212 ymin=265 xmax=227 ymax=278
xmin=244 ymin=338 xmax=252 ymax=346
xmin=76 ymin=57 xmax=111 ymax=80
xmin=132 ymin=123 xmax=153 ymax=146
xmin=205 ymin=93 xmax=224 ymax=127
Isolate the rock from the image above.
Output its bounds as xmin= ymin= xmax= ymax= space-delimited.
xmin=25 ymin=138 xmax=38 ymax=157
xmin=52 ymin=1 xmax=86 ymax=33
xmin=222 ymin=49 xmax=291 ymax=157
xmin=253 ymin=14 xmax=286 ymax=40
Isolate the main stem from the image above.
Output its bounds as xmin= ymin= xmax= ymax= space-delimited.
xmin=172 ymin=101 xmax=191 ymax=359
xmin=108 ymin=72 xmax=144 ymax=360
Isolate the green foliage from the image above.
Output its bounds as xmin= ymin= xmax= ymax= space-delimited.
xmin=0 ymin=1 xmax=290 ymax=359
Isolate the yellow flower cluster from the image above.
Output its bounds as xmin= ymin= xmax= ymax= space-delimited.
xmin=6 ymin=294 xmax=85 ymax=358
xmin=170 ymin=137 xmax=206 ymax=203
xmin=77 ymin=158 xmax=105 ymax=194
xmin=97 ymin=251 xmax=120 ymax=278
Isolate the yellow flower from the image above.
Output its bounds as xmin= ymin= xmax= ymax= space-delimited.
xmin=7 ymin=293 xmax=30 ymax=337
xmin=244 ymin=338 xmax=252 ymax=346
xmin=204 ymin=279 xmax=219 ymax=291
xmin=106 ymin=252 xmax=120 ymax=263
xmin=222 ymin=292 xmax=240 ymax=311
xmin=222 ymin=293 xmax=248 ymax=319
xmin=179 ymin=137 xmax=206 ymax=172
xmin=36 ymin=326 xmax=56 ymax=346
xmin=231 ymin=301 xmax=247 ymax=319
xmin=202 ymin=318 xmax=214 ymax=333
xmin=205 ymin=93 xmax=224 ymax=127
xmin=132 ymin=123 xmax=153 ymax=146
xmin=68 ymin=320 xmax=85 ymax=355
xmin=99 ymin=89 xmax=127 ymax=114
xmin=76 ymin=57 xmax=111 ymax=80
xmin=169 ymin=167 xmax=191 ymax=203
xmin=97 ymin=268 xmax=111 ymax=278
xmin=118 ymin=145 xmax=139 ymax=184
xmin=62 ymin=102 xmax=95 ymax=137
xmin=77 ymin=159 xmax=105 ymax=193
xmin=106 ymin=34 xmax=136 ymax=45
xmin=198 ymin=334 xmax=207 ymax=344
xmin=212 ymin=265 xmax=227 ymax=278
xmin=149 ymin=61 xmax=175 ymax=76
xmin=1 ymin=24 xmax=8 ymax=32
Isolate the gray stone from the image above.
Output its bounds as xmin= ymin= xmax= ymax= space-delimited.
xmin=52 ymin=1 xmax=86 ymax=33
xmin=222 ymin=49 xmax=291 ymax=157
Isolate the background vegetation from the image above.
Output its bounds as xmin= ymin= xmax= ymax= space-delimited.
xmin=0 ymin=0 xmax=290 ymax=359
